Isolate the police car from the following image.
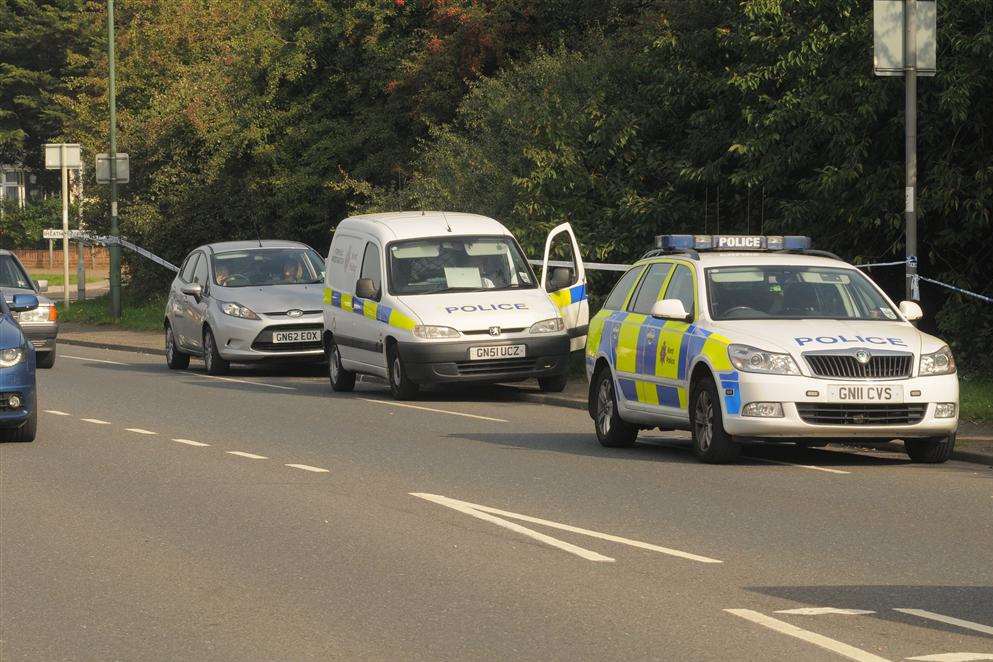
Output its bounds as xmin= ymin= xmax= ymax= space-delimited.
xmin=586 ymin=235 xmax=959 ymax=464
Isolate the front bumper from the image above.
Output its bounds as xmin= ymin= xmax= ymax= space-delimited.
xmin=398 ymin=334 xmax=571 ymax=384
xmin=723 ymin=372 xmax=959 ymax=439
xmin=19 ymin=322 xmax=58 ymax=352
xmin=212 ymin=314 xmax=324 ymax=361
xmin=0 ymin=382 xmax=36 ymax=429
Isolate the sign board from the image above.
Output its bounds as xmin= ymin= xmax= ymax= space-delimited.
xmin=95 ymin=153 xmax=130 ymax=184
xmin=43 ymin=143 xmax=82 ymax=170
xmin=43 ymin=228 xmax=89 ymax=240
xmin=874 ymin=0 xmax=937 ymax=76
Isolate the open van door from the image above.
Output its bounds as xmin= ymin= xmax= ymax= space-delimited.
xmin=541 ymin=223 xmax=588 ymax=351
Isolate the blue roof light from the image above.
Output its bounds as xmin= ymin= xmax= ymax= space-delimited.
xmin=654 ymin=234 xmax=813 ymax=252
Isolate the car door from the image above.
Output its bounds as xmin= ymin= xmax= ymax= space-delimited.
xmin=351 ymin=239 xmax=387 ymax=370
xmin=325 ymin=232 xmax=366 ymax=366
xmin=184 ymin=252 xmax=211 ymax=353
xmin=654 ymin=262 xmax=697 ymax=418
xmin=171 ymin=252 xmax=201 ymax=350
xmin=615 ymin=261 xmax=673 ymax=411
xmin=540 ymin=223 xmax=588 ymax=351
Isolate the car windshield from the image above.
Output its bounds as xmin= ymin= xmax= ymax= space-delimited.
xmin=211 ymin=248 xmax=325 ymax=287
xmin=706 ymin=265 xmax=900 ymax=321
xmin=388 ymin=235 xmax=537 ymax=295
xmin=0 ymin=255 xmax=33 ymax=290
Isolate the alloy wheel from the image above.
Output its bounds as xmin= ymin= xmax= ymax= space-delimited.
xmin=596 ymin=378 xmax=613 ymax=438
xmin=694 ymin=391 xmax=714 ymax=452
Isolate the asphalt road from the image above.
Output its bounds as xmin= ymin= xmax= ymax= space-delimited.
xmin=2 ymin=346 xmax=991 ymax=661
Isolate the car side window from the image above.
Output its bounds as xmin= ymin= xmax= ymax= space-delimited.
xmin=602 ymin=266 xmax=644 ymax=311
xmin=192 ymin=253 xmax=209 ymax=286
xmin=180 ymin=253 xmax=199 ymax=283
xmin=663 ymin=264 xmax=695 ymax=318
xmin=360 ymin=242 xmax=382 ymax=295
xmin=628 ymin=262 xmax=674 ymax=315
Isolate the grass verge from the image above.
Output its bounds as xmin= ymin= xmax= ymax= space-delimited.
xmin=56 ymin=291 xmax=165 ymax=333
xmin=960 ymin=376 xmax=993 ymax=423
xmin=28 ymin=270 xmax=108 ymax=287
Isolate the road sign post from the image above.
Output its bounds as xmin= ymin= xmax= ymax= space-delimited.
xmin=107 ymin=0 xmax=121 ymax=319
xmin=44 ymin=143 xmax=82 ymax=307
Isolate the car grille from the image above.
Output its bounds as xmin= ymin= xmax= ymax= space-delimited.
xmin=460 ymin=327 xmax=527 ymax=336
xmin=454 ymin=357 xmax=536 ymax=376
xmin=804 ymin=352 xmax=913 ymax=379
xmin=263 ymin=309 xmax=322 ymax=317
xmin=796 ymin=403 xmax=927 ymax=425
xmin=251 ymin=324 xmax=323 ymax=352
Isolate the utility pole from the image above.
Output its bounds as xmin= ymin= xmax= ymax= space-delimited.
xmin=76 ymin=164 xmax=86 ymax=301
xmin=903 ymin=0 xmax=919 ymax=301
xmin=61 ymin=144 xmax=70 ymax=307
xmin=107 ymin=0 xmax=121 ymax=318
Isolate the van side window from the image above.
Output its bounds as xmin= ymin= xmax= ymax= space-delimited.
xmin=602 ymin=267 xmax=644 ymax=311
xmin=628 ymin=263 xmax=674 ymax=315
xmin=663 ymin=264 xmax=695 ymax=318
xmin=360 ymin=242 xmax=382 ymax=295
xmin=180 ymin=253 xmax=199 ymax=283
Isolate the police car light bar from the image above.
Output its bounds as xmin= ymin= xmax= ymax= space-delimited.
xmin=654 ymin=234 xmax=812 ymax=252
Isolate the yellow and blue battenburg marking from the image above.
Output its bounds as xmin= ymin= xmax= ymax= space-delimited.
xmin=548 ymin=283 xmax=587 ymax=312
xmin=323 ymin=287 xmax=417 ymax=331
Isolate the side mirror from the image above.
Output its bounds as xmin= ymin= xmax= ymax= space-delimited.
xmin=34 ymin=279 xmax=49 ymax=293
xmin=181 ymin=283 xmax=203 ymax=300
xmin=355 ymin=278 xmax=378 ymax=300
xmin=899 ymin=300 xmax=923 ymax=321
xmin=10 ymin=294 xmax=39 ymax=313
xmin=651 ymin=299 xmax=691 ymax=321
xmin=547 ymin=267 xmax=574 ymax=292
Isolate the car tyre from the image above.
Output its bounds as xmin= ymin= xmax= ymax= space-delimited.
xmin=904 ymin=433 xmax=955 ymax=463
xmin=386 ymin=344 xmax=418 ymax=400
xmin=165 ymin=324 xmax=190 ymax=370
xmin=327 ymin=339 xmax=355 ymax=392
xmin=36 ymin=348 xmax=56 ymax=369
xmin=690 ymin=376 xmax=740 ymax=463
xmin=538 ymin=374 xmax=568 ymax=393
xmin=1 ymin=407 xmax=37 ymax=443
xmin=203 ymin=327 xmax=229 ymax=375
xmin=591 ymin=368 xmax=638 ymax=448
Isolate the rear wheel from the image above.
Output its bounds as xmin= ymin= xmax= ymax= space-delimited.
xmin=387 ymin=344 xmax=419 ymax=400
xmin=36 ymin=348 xmax=56 ymax=369
xmin=592 ymin=368 xmax=638 ymax=448
xmin=165 ymin=325 xmax=190 ymax=370
xmin=904 ymin=434 xmax=955 ymax=463
xmin=203 ymin=328 xmax=229 ymax=375
xmin=0 ymin=408 xmax=36 ymax=443
xmin=690 ymin=377 xmax=740 ymax=463
xmin=538 ymin=374 xmax=568 ymax=393
xmin=327 ymin=339 xmax=355 ymax=392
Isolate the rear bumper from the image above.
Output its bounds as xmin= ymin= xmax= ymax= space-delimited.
xmin=398 ymin=335 xmax=570 ymax=384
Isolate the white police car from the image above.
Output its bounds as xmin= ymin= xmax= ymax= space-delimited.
xmin=586 ymin=235 xmax=959 ymax=464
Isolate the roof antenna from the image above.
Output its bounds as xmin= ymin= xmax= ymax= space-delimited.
xmin=442 ymin=211 xmax=453 ymax=233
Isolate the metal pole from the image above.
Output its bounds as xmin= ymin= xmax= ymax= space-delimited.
xmin=76 ymin=165 xmax=86 ymax=301
xmin=107 ymin=0 xmax=121 ymax=318
xmin=61 ymin=144 xmax=70 ymax=307
xmin=904 ymin=0 xmax=919 ymax=301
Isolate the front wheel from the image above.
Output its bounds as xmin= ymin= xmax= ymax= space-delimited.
xmin=387 ymin=344 xmax=419 ymax=400
xmin=904 ymin=434 xmax=955 ymax=463
xmin=203 ymin=328 xmax=229 ymax=375
xmin=327 ymin=340 xmax=355 ymax=392
xmin=690 ymin=377 xmax=740 ymax=463
xmin=592 ymin=369 xmax=638 ymax=448
xmin=165 ymin=325 xmax=190 ymax=370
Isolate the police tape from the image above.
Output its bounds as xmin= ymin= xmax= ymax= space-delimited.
xmin=79 ymin=233 xmax=180 ymax=273
xmin=916 ymin=276 xmax=993 ymax=305
xmin=528 ymin=259 xmax=629 ymax=272
xmin=855 ymin=259 xmax=913 ymax=268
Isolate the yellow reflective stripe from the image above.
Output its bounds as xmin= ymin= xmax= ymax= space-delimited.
xmin=363 ymin=300 xmax=377 ymax=320
xmin=615 ymin=314 xmax=645 ymax=373
xmin=323 ymin=287 xmax=332 ymax=304
xmin=587 ymin=312 xmax=606 ymax=359
xmin=341 ymin=292 xmax=353 ymax=312
xmin=548 ymin=288 xmax=570 ymax=311
xmin=636 ymin=380 xmax=660 ymax=405
xmin=323 ymin=287 xmax=418 ymax=332
xmin=702 ymin=332 xmax=734 ymax=371
xmin=677 ymin=387 xmax=688 ymax=409
xmin=388 ymin=309 xmax=416 ymax=331
xmin=656 ymin=321 xmax=689 ymax=380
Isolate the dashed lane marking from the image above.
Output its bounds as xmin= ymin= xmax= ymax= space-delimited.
xmin=62 ymin=354 xmax=128 ymax=366
xmin=750 ymin=457 xmax=852 ymax=475
xmin=285 ymin=464 xmax=330 ymax=473
xmin=906 ymin=654 xmax=993 ymax=661
xmin=44 ymin=410 xmax=70 ymax=416
xmin=189 ymin=373 xmax=296 ymax=391
xmin=725 ymin=609 xmax=891 ymax=662
xmin=775 ymin=608 xmax=876 ymax=616
xmin=80 ymin=418 xmax=111 ymax=425
xmin=125 ymin=428 xmax=157 ymax=435
xmin=173 ymin=438 xmax=210 ymax=447
xmin=361 ymin=399 xmax=508 ymax=423
xmin=894 ymin=609 xmax=993 ymax=636
xmin=226 ymin=451 xmax=268 ymax=460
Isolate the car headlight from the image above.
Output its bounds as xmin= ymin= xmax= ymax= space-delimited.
xmin=0 ymin=348 xmax=25 ymax=368
xmin=412 ymin=325 xmax=461 ymax=340
xmin=219 ymin=301 xmax=260 ymax=320
xmin=529 ymin=317 xmax=565 ymax=334
xmin=920 ymin=345 xmax=955 ymax=376
xmin=728 ymin=344 xmax=801 ymax=375
xmin=16 ymin=304 xmax=54 ymax=323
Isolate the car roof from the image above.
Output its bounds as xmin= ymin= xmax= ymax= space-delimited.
xmin=336 ymin=211 xmax=512 ymax=243
xmin=199 ymin=240 xmax=312 ymax=253
xmin=638 ymin=251 xmax=856 ymax=270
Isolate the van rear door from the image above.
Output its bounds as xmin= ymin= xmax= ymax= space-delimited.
xmin=540 ymin=223 xmax=588 ymax=351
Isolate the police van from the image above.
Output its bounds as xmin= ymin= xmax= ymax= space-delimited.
xmin=322 ymin=212 xmax=588 ymax=399
xmin=586 ymin=235 xmax=959 ymax=464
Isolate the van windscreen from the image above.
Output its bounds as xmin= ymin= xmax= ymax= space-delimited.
xmin=388 ymin=236 xmax=537 ymax=295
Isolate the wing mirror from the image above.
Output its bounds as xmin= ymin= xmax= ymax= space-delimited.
xmin=899 ymin=300 xmax=923 ymax=321
xmin=651 ymin=299 xmax=691 ymax=321
xmin=355 ymin=278 xmax=379 ymax=301
xmin=10 ymin=294 xmax=39 ymax=313
xmin=181 ymin=283 xmax=203 ymax=300
xmin=547 ymin=267 xmax=574 ymax=292
xmin=34 ymin=279 xmax=49 ymax=293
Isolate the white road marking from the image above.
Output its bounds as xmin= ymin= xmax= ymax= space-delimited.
xmin=412 ymin=493 xmax=722 ymax=564
xmin=726 ymin=609 xmax=891 ymax=662
xmin=226 ymin=451 xmax=268 ymax=460
xmin=80 ymin=418 xmax=111 ymax=425
xmin=125 ymin=428 xmax=157 ymax=435
xmin=361 ymin=399 xmax=508 ymax=423
xmin=907 ymin=654 xmax=993 ymax=661
xmin=775 ymin=608 xmax=876 ymax=616
xmin=285 ymin=463 xmax=330 ymax=473
xmin=63 ymin=354 xmax=128 ymax=366
xmin=895 ymin=609 xmax=993 ymax=636
xmin=412 ymin=493 xmax=613 ymax=562
xmin=173 ymin=438 xmax=210 ymax=447
xmin=44 ymin=410 xmax=70 ymax=416
xmin=751 ymin=457 xmax=852 ymax=475
xmin=190 ymin=373 xmax=295 ymax=391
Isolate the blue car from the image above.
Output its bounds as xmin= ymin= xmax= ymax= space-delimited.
xmin=0 ymin=291 xmax=40 ymax=442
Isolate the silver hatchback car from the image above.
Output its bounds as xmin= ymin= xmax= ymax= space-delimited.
xmin=164 ymin=241 xmax=326 ymax=374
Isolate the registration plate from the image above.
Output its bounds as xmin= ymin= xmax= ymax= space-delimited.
xmin=273 ymin=329 xmax=320 ymax=344
xmin=468 ymin=344 xmax=526 ymax=361
xmin=828 ymin=384 xmax=904 ymax=403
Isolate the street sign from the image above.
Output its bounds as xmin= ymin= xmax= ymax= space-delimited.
xmin=43 ymin=143 xmax=82 ymax=170
xmin=874 ymin=0 xmax=936 ymax=76
xmin=95 ymin=153 xmax=130 ymax=184
xmin=43 ymin=228 xmax=89 ymax=240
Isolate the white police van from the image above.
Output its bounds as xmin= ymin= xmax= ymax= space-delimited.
xmin=322 ymin=211 xmax=589 ymax=399
xmin=586 ymin=235 xmax=959 ymax=464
